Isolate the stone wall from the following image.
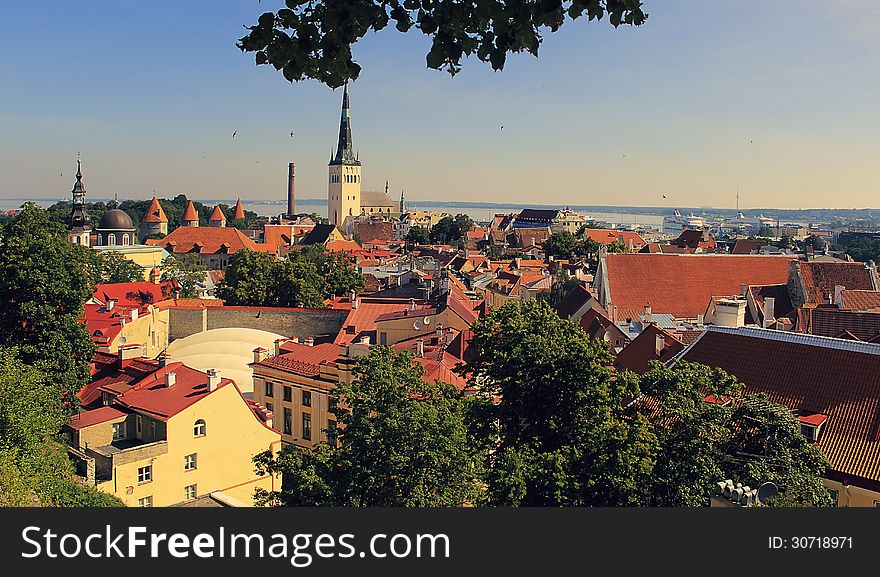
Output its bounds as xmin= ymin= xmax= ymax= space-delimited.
xmin=169 ymin=307 xmax=347 ymax=342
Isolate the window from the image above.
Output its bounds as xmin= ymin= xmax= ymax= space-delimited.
xmin=302 ymin=412 xmax=312 ymax=441
xmin=112 ymin=422 xmax=125 ymax=440
xmin=108 ymin=233 xmax=116 ymax=246
xmin=193 ymin=419 xmax=206 ymax=437
xmin=138 ymin=496 xmax=153 ymax=507
xmin=136 ymin=415 xmax=142 ymax=434
xmin=122 ymin=234 xmax=130 ymax=246
xmin=283 ymin=408 xmax=292 ymax=435
xmin=184 ymin=453 xmax=197 ymax=471
xmin=266 ymin=402 xmax=274 ymax=413
xmin=265 ymin=381 xmax=274 ymax=398
xmin=150 ymin=420 xmax=157 ymax=438
xmin=327 ymin=418 xmax=337 ymax=445
xmin=302 ymin=391 xmax=311 ymax=407
xmin=283 ymin=386 xmax=292 ymax=402
xmin=801 ymin=424 xmax=817 ymax=443
xmin=828 ymin=489 xmax=839 ymax=506
xmin=184 ymin=484 xmax=197 ymax=501
xmin=137 ymin=465 xmax=152 ymax=484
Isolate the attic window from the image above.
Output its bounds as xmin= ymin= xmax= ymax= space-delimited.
xmin=798 ymin=412 xmax=828 ymax=443
xmin=703 ymin=395 xmax=731 ymax=406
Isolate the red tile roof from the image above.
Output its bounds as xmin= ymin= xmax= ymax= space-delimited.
xmin=233 ymin=199 xmax=245 ymax=221
xmin=614 ymin=324 xmax=685 ymax=374
xmin=602 ymin=254 xmax=794 ymax=319
xmin=840 ymin=290 xmax=880 ymax=311
xmin=731 ymin=239 xmax=767 ymax=255
xmin=146 ymin=226 xmax=268 ymax=255
xmin=142 ymin=196 xmax=168 ymax=223
xmin=678 ymin=327 xmax=880 ymax=489
xmin=335 ymin=298 xmax=429 ymax=345
xmin=256 ymin=343 xmax=340 ymax=377
xmin=797 ymin=261 xmax=876 ymax=305
xmin=325 ymin=239 xmax=361 ymax=253
xmin=392 ymin=334 xmax=472 ymax=392
xmin=585 ymin=229 xmax=647 ymax=249
xmin=79 ymin=352 xmax=162 ymax=407
xmin=209 ymin=206 xmax=226 ymax=222
xmin=182 ymin=200 xmax=198 ymax=222
xmin=557 ymin=285 xmax=594 ymax=319
xmin=67 ymin=406 xmax=129 ymax=430
xmin=93 ymin=281 xmax=168 ymax=307
xmin=798 ymin=306 xmax=880 ymax=341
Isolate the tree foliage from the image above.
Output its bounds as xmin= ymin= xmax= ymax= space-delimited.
xmin=92 ymin=251 xmax=145 ymax=284
xmin=0 ymin=204 xmax=95 ymax=408
xmin=218 ymin=245 xmax=365 ymax=307
xmin=159 ymin=254 xmax=207 ymax=299
xmin=239 ymin=0 xmax=648 ymax=87
xmin=428 ymin=214 xmax=472 ymax=245
xmin=462 ymin=299 xmax=656 ymax=505
xmin=253 ymin=346 xmax=480 ymax=506
xmin=0 ymin=348 xmax=122 ymax=507
xmin=542 ymin=230 xmax=601 ymax=260
xmin=405 ymin=225 xmax=430 ymax=245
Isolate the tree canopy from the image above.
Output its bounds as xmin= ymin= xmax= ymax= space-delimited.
xmin=91 ymin=251 xmax=145 ymax=284
xmin=239 ymin=0 xmax=648 ymax=87
xmin=0 ymin=204 xmax=95 ymax=409
xmin=428 ymin=214 xmax=473 ymax=245
xmin=218 ymin=245 xmax=365 ymax=307
xmin=253 ymin=346 xmax=480 ymax=506
xmin=542 ymin=230 xmax=602 ymax=260
xmin=159 ymin=254 xmax=207 ymax=299
xmin=405 ymin=225 xmax=430 ymax=245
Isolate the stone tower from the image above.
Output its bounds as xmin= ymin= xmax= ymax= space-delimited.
xmin=327 ymin=82 xmax=361 ymax=230
xmin=141 ymin=195 xmax=169 ymax=241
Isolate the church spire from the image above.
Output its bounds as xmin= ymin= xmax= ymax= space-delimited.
xmin=331 ymin=82 xmax=358 ymax=165
xmin=399 ymin=189 xmax=405 ymax=214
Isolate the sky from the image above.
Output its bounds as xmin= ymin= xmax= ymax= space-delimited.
xmin=1 ymin=0 xmax=878 ymax=210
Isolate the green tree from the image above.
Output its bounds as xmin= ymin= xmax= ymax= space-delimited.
xmin=462 ymin=299 xmax=657 ymax=506
xmin=0 ymin=348 xmax=122 ymax=507
xmin=216 ymin=249 xmax=276 ymax=305
xmin=159 ymin=254 xmax=206 ymax=299
xmin=606 ymin=240 xmax=628 ymax=253
xmin=638 ymin=362 xmax=832 ymax=507
xmin=843 ymin=237 xmax=880 ymax=263
xmin=405 ymin=225 xmax=430 ymax=245
xmin=800 ymin=235 xmax=826 ymax=252
xmin=428 ymin=215 xmax=469 ymax=245
xmin=322 ymin=251 xmax=366 ymax=299
xmin=239 ymin=1 xmax=647 ymax=87
xmin=542 ymin=231 xmax=582 ymax=260
xmin=272 ymin=257 xmax=326 ymax=308
xmin=0 ymin=204 xmax=95 ymax=408
xmin=253 ymin=346 xmax=480 ymax=506
xmin=92 ymin=251 xmax=145 ymax=284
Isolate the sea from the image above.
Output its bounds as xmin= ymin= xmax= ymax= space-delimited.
xmin=0 ymin=197 xmax=666 ymax=228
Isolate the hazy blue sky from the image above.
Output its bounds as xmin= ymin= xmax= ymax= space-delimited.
xmin=1 ymin=0 xmax=878 ymax=209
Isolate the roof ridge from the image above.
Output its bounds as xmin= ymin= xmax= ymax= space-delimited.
xmin=705 ymin=325 xmax=880 ymax=356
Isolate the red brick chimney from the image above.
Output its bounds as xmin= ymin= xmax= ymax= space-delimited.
xmin=287 ymin=162 xmax=296 ymax=218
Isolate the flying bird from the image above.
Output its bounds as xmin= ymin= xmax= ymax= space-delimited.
xmin=662 ymin=195 xmax=667 ymax=199
xmin=290 ymin=131 xmax=295 ymax=138
xmin=232 ymin=131 xmax=237 ymax=138
xmin=500 ymin=125 xmax=505 ymax=131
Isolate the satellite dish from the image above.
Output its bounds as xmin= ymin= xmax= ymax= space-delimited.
xmin=756 ymin=482 xmax=779 ymax=505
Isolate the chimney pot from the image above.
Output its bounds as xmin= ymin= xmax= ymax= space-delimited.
xmin=165 ymin=371 xmax=176 ymax=388
xmin=206 ymin=368 xmax=221 ymax=391
xmin=252 ymin=347 xmax=267 ymax=364
xmin=274 ymin=338 xmax=284 ymax=356
xmin=304 ymin=337 xmax=315 ymax=347
xmin=416 ymin=339 xmax=424 ymax=357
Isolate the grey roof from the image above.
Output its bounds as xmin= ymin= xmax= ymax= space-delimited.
xmin=361 ymin=190 xmax=394 ymax=208
xmin=97 ymin=209 xmax=135 ymax=231
xmin=299 ymin=223 xmax=338 ymax=245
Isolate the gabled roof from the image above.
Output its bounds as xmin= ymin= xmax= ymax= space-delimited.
xmin=601 ymin=254 xmax=794 ymax=319
xmin=146 ymin=226 xmax=267 ymax=255
xmin=233 ymin=199 xmax=245 ymax=221
xmin=361 ymin=190 xmax=394 ymax=208
xmin=67 ymin=406 xmax=129 ymax=430
xmin=676 ymin=326 xmax=880 ymax=490
xmin=731 ymin=239 xmax=767 ymax=255
xmin=255 ymin=343 xmax=340 ymax=377
xmin=335 ymin=298 xmax=430 ymax=345
xmin=209 ymin=205 xmax=226 ymax=222
xmin=747 ymin=283 xmax=795 ymax=322
xmin=92 ymin=281 xmax=168 ymax=307
xmin=797 ymin=261 xmax=876 ymax=305
xmin=556 ymin=285 xmax=594 ymax=319
xmin=614 ymin=324 xmax=684 ymax=374
xmin=584 ymin=229 xmax=646 ymax=248
xmin=799 ymin=306 xmax=880 ymax=341
xmin=142 ymin=196 xmax=168 ymax=223
xmin=300 ymin=224 xmax=340 ymax=246
xmin=391 ymin=333 xmax=473 ymax=392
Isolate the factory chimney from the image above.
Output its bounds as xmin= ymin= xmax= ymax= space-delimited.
xmin=287 ymin=162 xmax=296 ymax=218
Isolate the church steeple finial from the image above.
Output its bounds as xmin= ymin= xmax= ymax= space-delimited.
xmin=331 ymin=81 xmax=358 ymax=165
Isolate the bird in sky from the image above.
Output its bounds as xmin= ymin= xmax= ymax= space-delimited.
xmin=662 ymin=195 xmax=667 ymax=199
xmin=290 ymin=131 xmax=295 ymax=138
xmin=232 ymin=131 xmax=237 ymax=138
xmin=500 ymin=125 xmax=505 ymax=131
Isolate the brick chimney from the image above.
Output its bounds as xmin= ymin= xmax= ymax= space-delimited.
xmin=644 ymin=303 xmax=653 ymax=324
xmin=359 ymin=335 xmax=370 ymax=345
xmin=304 ymin=336 xmax=315 ymax=347
xmin=206 ymin=368 xmax=221 ymax=391
xmin=287 ymin=162 xmax=296 ymax=218
xmin=350 ymin=289 xmax=358 ymax=309
xmin=106 ymin=298 xmax=117 ymax=311
xmin=253 ymin=347 xmax=268 ymax=364
xmin=834 ymin=285 xmax=845 ymax=307
xmin=165 ymin=371 xmax=176 ymax=388
xmin=274 ymin=338 xmax=284 ymax=356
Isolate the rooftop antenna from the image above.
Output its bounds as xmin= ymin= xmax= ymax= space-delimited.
xmin=736 ymin=187 xmax=740 ymax=212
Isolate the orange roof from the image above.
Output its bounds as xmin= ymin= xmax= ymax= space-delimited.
xmin=326 ymin=239 xmax=361 ymax=253
xmin=209 ymin=205 xmax=226 ymax=222
xmin=182 ymin=200 xmax=198 ymax=222
xmin=93 ymin=281 xmax=168 ymax=307
xmin=233 ymin=199 xmax=245 ymax=221
xmin=334 ymin=299 xmax=430 ymax=345
xmin=67 ymin=406 xmax=128 ymax=430
xmin=797 ymin=261 xmax=875 ymax=305
xmin=142 ymin=196 xmax=168 ymax=223
xmin=841 ymin=290 xmax=880 ymax=311
xmin=146 ymin=226 xmax=264 ymax=255
xmin=585 ymin=229 xmax=646 ymax=248
xmin=256 ymin=342 xmax=340 ymax=376
xmin=113 ymin=362 xmax=233 ymax=421
xmin=603 ymin=254 xmax=794 ymax=319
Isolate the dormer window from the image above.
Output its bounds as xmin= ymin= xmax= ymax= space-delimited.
xmin=797 ymin=412 xmax=828 ymax=443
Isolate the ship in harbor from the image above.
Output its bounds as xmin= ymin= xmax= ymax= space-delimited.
xmin=662 ymin=210 xmax=706 ymax=234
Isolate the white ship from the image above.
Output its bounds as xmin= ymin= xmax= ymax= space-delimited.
xmin=662 ymin=210 xmax=706 ymax=235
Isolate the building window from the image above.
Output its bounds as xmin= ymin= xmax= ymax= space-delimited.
xmin=137 ymin=465 xmax=152 ymax=484
xmin=302 ymin=412 xmax=312 ymax=441
xmin=302 ymin=391 xmax=311 ymax=407
xmin=136 ymin=415 xmax=142 ymax=434
xmin=112 ymin=422 xmax=125 ymax=440
xmin=326 ymin=418 xmax=337 ymax=445
xmin=149 ymin=420 xmax=157 ymax=438
xmin=193 ymin=419 xmax=206 ymax=437
xmin=801 ymin=424 xmax=817 ymax=443
xmin=266 ymin=402 xmax=274 ymax=413
xmin=184 ymin=484 xmax=197 ymax=501
xmin=283 ymin=408 xmax=292 ymax=435
xmin=283 ymin=386 xmax=292 ymax=402
xmin=184 ymin=453 xmax=197 ymax=471
xmin=265 ymin=381 xmax=274 ymax=398
xmin=138 ymin=496 xmax=153 ymax=507
xmin=828 ymin=489 xmax=839 ymax=506
xmin=122 ymin=234 xmax=130 ymax=246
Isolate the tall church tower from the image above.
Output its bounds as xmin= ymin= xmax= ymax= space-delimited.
xmin=67 ymin=153 xmax=91 ymax=246
xmin=327 ymin=82 xmax=361 ymax=230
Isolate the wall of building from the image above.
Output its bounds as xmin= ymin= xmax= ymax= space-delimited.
xmin=375 ymin=308 xmax=470 ymax=347
xmin=169 ymin=308 xmax=347 ymax=343
xmin=96 ymin=384 xmax=280 ymax=507
xmin=105 ymin=307 xmax=170 ymax=358
xmin=825 ymin=478 xmax=880 ymax=507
